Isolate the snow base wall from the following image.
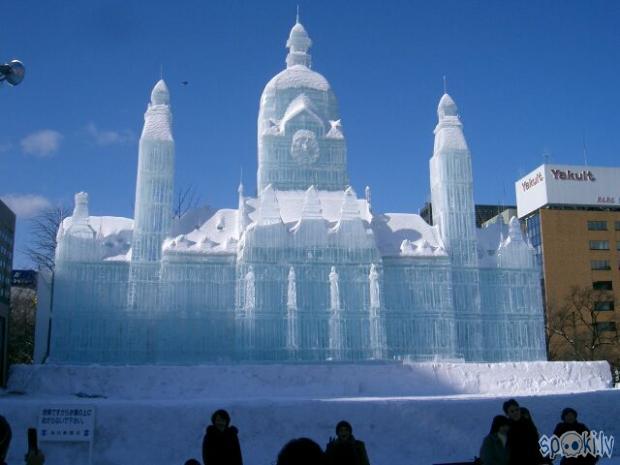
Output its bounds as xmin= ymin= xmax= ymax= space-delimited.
xmin=7 ymin=360 xmax=612 ymax=399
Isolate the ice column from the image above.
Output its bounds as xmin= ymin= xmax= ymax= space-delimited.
xmin=128 ymin=79 xmax=175 ymax=312
xmin=369 ymin=263 xmax=380 ymax=309
xmin=237 ymin=182 xmax=246 ymax=240
xmin=286 ymin=266 xmax=299 ymax=356
xmin=365 ymin=185 xmax=372 ymax=216
xmin=429 ymin=92 xmax=482 ymax=360
xmin=328 ymin=266 xmax=344 ymax=360
xmin=329 ymin=266 xmax=341 ymax=311
xmin=368 ymin=263 xmax=386 ymax=359
xmin=242 ymin=266 xmax=256 ymax=354
xmin=244 ymin=266 xmax=256 ymax=310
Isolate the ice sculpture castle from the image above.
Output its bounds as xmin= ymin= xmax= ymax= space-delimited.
xmin=50 ymin=18 xmax=547 ymax=364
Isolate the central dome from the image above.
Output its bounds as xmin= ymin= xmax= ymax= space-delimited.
xmin=263 ymin=64 xmax=330 ymax=94
xmin=257 ymin=18 xmax=348 ymax=193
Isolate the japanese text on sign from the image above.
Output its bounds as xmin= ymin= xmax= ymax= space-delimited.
xmin=38 ymin=406 xmax=95 ymax=442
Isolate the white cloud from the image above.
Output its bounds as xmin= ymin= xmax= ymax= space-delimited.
xmin=20 ymin=129 xmax=63 ymax=157
xmin=86 ymin=123 xmax=135 ymax=146
xmin=0 ymin=194 xmax=52 ymax=219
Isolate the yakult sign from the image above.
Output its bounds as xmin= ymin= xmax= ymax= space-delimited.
xmin=516 ymin=164 xmax=620 ymax=218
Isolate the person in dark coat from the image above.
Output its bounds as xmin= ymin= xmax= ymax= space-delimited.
xmin=277 ymin=437 xmax=325 ymax=465
xmin=202 ymin=409 xmax=243 ymax=465
xmin=325 ymin=421 xmax=370 ymax=465
xmin=520 ymin=408 xmax=552 ymax=465
xmin=479 ymin=415 xmax=510 ymax=465
xmin=553 ymin=408 xmax=598 ymax=465
xmin=0 ymin=415 xmax=10 ymax=465
xmin=502 ymin=399 xmax=546 ymax=465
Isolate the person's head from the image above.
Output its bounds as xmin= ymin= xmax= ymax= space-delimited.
xmin=211 ymin=409 xmax=231 ymax=431
xmin=185 ymin=460 xmax=201 ymax=465
xmin=490 ymin=415 xmax=510 ymax=436
xmin=520 ymin=407 xmax=532 ymax=422
xmin=276 ymin=438 xmax=325 ymax=465
xmin=502 ymin=399 xmax=521 ymax=421
xmin=335 ymin=421 xmax=353 ymax=441
xmin=561 ymin=407 xmax=578 ymax=424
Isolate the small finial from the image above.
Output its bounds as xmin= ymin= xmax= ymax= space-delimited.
xmin=296 ymin=5 xmax=300 ymax=23
xmin=443 ymin=75 xmax=447 ymax=94
xmin=160 ymin=64 xmax=163 ymax=80
xmin=238 ymin=166 xmax=244 ymax=195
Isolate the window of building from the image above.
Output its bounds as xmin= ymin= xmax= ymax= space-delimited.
xmin=588 ymin=220 xmax=608 ymax=231
xmin=615 ymin=221 xmax=620 ymax=231
xmin=524 ymin=213 xmax=542 ymax=267
xmin=595 ymin=322 xmax=617 ymax=333
xmin=593 ymin=281 xmax=613 ymax=290
xmin=617 ymin=241 xmax=620 ymax=251
xmin=594 ymin=301 xmax=615 ymax=311
xmin=591 ymin=260 xmax=611 ymax=270
xmin=589 ymin=240 xmax=609 ymax=250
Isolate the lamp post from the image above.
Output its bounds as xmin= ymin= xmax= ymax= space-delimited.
xmin=0 ymin=59 xmax=25 ymax=86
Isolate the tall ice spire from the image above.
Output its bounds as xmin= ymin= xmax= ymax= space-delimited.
xmin=429 ymin=90 xmax=482 ymax=360
xmin=128 ymin=79 xmax=175 ymax=313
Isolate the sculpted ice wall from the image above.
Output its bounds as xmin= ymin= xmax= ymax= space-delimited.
xmin=480 ymin=217 xmax=547 ymax=361
xmin=47 ymin=17 xmax=548 ymax=364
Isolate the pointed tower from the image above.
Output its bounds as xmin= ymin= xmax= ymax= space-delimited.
xmin=429 ymin=93 xmax=478 ymax=265
xmin=128 ymin=79 xmax=175 ymax=311
xmin=257 ymin=16 xmax=348 ymax=191
xmin=429 ymin=92 xmax=482 ymax=360
xmin=56 ymin=192 xmax=99 ymax=262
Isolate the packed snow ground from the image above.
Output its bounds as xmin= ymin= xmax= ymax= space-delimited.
xmin=1 ymin=362 xmax=619 ymax=465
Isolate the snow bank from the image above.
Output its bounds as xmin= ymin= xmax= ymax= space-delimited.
xmin=6 ymin=361 xmax=612 ymax=400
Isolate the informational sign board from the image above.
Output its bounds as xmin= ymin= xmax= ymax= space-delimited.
xmin=516 ymin=164 xmax=620 ymax=218
xmin=38 ymin=406 xmax=96 ymax=465
xmin=38 ymin=406 xmax=95 ymax=442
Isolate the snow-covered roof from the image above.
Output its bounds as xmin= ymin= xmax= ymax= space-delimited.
xmin=371 ymin=213 xmax=447 ymax=257
xmin=163 ymin=208 xmax=238 ymax=256
xmin=60 ymin=191 xmax=450 ymax=261
xmin=61 ymin=215 xmax=133 ymax=261
xmin=246 ymin=189 xmax=369 ymax=224
xmin=155 ymin=189 xmax=448 ymax=258
xmin=263 ymin=65 xmax=330 ymax=93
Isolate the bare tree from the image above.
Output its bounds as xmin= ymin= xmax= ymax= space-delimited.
xmin=8 ymin=286 xmax=37 ymax=364
xmin=22 ymin=205 xmax=70 ymax=272
xmin=547 ymin=285 xmax=620 ymax=364
xmin=173 ymin=185 xmax=200 ymax=219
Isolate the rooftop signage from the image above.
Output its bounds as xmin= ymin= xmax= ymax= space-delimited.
xmin=515 ymin=164 xmax=620 ymax=218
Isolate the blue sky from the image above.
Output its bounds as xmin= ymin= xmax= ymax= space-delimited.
xmin=1 ymin=0 xmax=619 ymax=268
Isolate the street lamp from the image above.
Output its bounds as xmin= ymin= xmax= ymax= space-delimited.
xmin=0 ymin=60 xmax=25 ymax=86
